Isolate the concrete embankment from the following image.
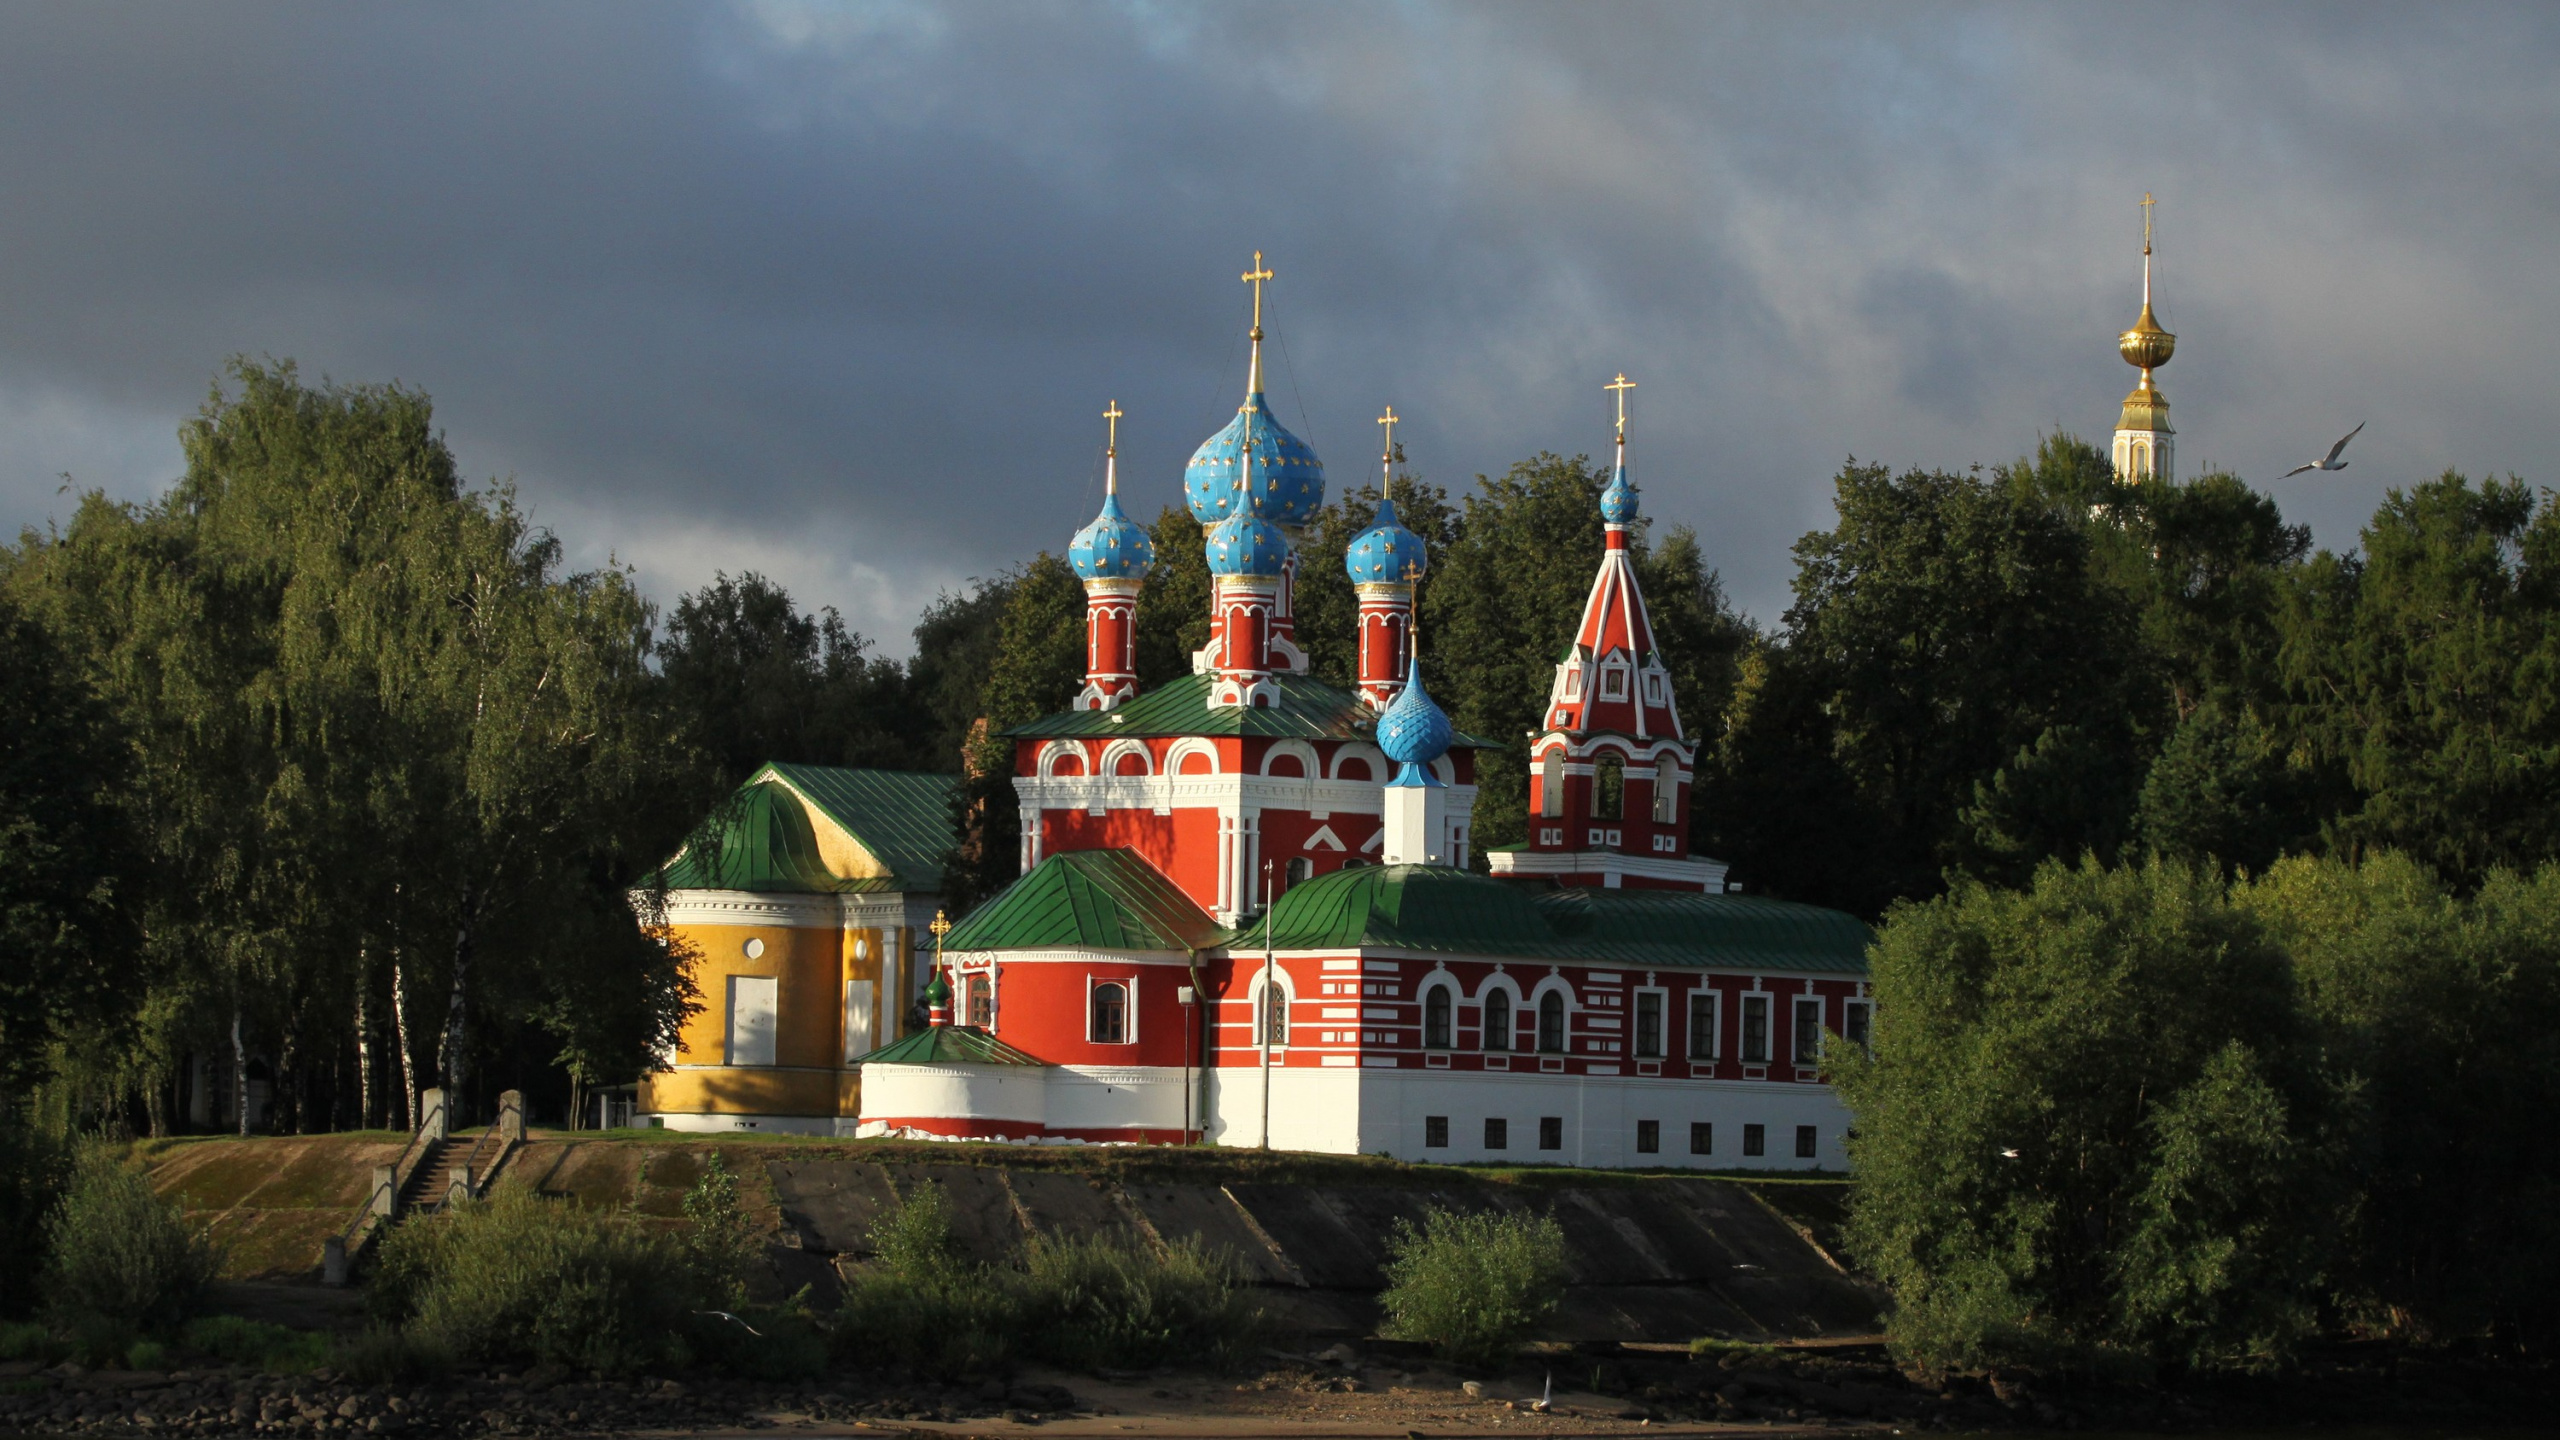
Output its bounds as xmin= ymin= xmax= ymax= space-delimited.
xmin=142 ymin=1133 xmax=1882 ymax=1343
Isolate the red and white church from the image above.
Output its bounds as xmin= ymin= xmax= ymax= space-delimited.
xmin=846 ymin=269 xmax=1874 ymax=1169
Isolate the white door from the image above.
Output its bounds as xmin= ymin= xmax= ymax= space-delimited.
xmin=727 ymin=975 xmax=779 ymax=1067
xmin=843 ymin=980 xmax=876 ymax=1062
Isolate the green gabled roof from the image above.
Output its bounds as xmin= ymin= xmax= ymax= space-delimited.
xmin=758 ymin=764 xmax=958 ymax=890
xmin=944 ymin=848 xmax=1226 ymax=953
xmin=1004 ymin=672 xmax=1503 ymax=749
xmin=658 ymin=779 xmax=845 ymax=893
xmin=1234 ymin=864 xmax=1872 ymax=974
xmin=854 ymin=1025 xmax=1045 ymax=1067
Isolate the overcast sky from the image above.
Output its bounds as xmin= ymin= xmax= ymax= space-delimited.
xmin=3 ymin=3 xmax=2554 ymax=654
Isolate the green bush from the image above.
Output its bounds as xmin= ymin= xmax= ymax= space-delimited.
xmin=676 ymin=1152 xmax=761 ymax=1309
xmin=41 ymin=1147 xmax=217 ymax=1332
xmin=1377 ymin=1206 xmax=1568 ymax=1367
xmin=123 ymin=1338 xmax=168 ymax=1371
xmin=832 ymin=1184 xmax=1018 ymax=1380
xmin=1018 ymin=1230 xmax=1262 ymax=1371
xmin=372 ymin=1186 xmax=702 ymax=1374
xmin=0 ymin=1319 xmax=53 ymax=1362
xmin=331 ymin=1326 xmax=450 ymax=1385
xmin=179 ymin=1316 xmax=333 ymax=1373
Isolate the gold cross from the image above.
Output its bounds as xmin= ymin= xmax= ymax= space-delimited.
xmin=1606 ymin=372 xmax=1637 ymax=440
xmin=2142 ymin=192 xmax=2153 ymax=256
xmin=1242 ymin=251 xmax=1274 ymax=332
xmin=1103 ymin=399 xmax=1123 ymax=457
xmin=1378 ymin=405 xmax=1398 ymax=463
xmin=929 ymin=909 xmax=951 ymax=961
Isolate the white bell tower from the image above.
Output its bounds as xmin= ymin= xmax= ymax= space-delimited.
xmin=2113 ymin=194 xmax=2177 ymax=485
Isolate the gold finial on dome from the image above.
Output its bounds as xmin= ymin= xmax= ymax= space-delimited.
xmin=2118 ymin=194 xmax=2175 ymax=384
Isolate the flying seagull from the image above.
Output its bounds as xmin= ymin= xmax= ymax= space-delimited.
xmin=2283 ymin=422 xmax=2364 ymax=477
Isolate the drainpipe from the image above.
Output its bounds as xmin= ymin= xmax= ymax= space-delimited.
xmin=1182 ymin=948 xmax=1203 ymax=1145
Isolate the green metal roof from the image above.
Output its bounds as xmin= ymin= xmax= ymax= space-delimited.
xmin=758 ymin=764 xmax=958 ymax=890
xmin=658 ymin=779 xmax=844 ymax=893
xmin=944 ymin=848 xmax=1226 ymax=953
xmin=1233 ymin=864 xmax=1872 ymax=974
xmin=853 ymin=1025 xmax=1045 ymax=1067
xmin=1004 ymin=672 xmax=1502 ymax=749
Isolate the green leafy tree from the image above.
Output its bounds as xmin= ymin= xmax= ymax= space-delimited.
xmin=1727 ymin=460 xmax=2153 ymax=912
xmin=2276 ymin=472 xmax=2560 ymax=884
xmin=1836 ymin=859 xmax=2325 ymax=1374
xmin=1132 ymin=504 xmax=1210 ymax=690
xmin=2239 ymin=852 xmax=2560 ymax=1347
xmin=0 ymin=598 xmax=134 ymax=1093
xmin=657 ymin=572 xmax=920 ymax=784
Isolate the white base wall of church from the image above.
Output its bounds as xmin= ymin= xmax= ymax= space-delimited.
xmin=854 ymin=1062 xmax=1194 ymax=1139
xmin=1203 ymin=1067 xmax=1851 ymax=1169
xmin=641 ymin=1110 xmax=837 ymax=1136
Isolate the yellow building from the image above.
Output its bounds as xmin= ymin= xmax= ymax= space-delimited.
xmin=640 ymin=764 xmax=956 ymax=1134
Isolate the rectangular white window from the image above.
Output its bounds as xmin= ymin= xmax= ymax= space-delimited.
xmin=1687 ymin=990 xmax=1718 ymax=1060
xmin=727 ymin=975 xmax=778 ymax=1067
xmin=1563 ymin=666 xmax=1582 ymax=699
xmin=1795 ymin=997 xmax=1825 ymax=1065
xmin=1741 ymin=994 xmax=1769 ymax=1063
xmin=1844 ymin=1000 xmax=1872 ymax=1053
xmin=1602 ymin=667 xmax=1627 ymax=699
xmin=842 ymin=980 xmax=876 ymax=1063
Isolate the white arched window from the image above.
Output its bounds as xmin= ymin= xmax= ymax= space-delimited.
xmin=1089 ymin=981 xmax=1129 ymax=1044
xmin=1422 ymin=982 xmax=1454 ymax=1049
xmin=1482 ymin=987 xmax=1513 ymax=1051
xmin=1537 ymin=991 xmax=1567 ymax=1053
xmin=1253 ymin=974 xmax=1291 ymax=1047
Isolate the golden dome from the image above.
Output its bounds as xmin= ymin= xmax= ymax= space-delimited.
xmin=2119 ymin=300 xmax=2175 ymax=372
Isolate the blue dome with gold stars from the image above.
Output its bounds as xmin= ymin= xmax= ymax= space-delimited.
xmin=1205 ymin=506 xmax=1291 ymax=578
xmin=1069 ymin=493 xmax=1153 ymax=582
xmin=1185 ymin=396 xmax=1325 ymax=529
xmin=1599 ymin=461 xmax=1640 ymax=525
xmin=1377 ymin=657 xmax=1452 ymax=787
xmin=1345 ymin=495 xmax=1428 ymax=585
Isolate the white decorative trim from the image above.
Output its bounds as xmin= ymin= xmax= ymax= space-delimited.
xmin=657 ymin=890 xmax=852 ymax=929
xmin=1487 ymin=848 xmax=1729 ymax=892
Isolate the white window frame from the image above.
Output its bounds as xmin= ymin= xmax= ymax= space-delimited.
xmin=1418 ymin=976 xmax=1458 ymax=1050
xmin=1651 ymin=755 xmax=1680 ymax=824
xmin=1250 ymin=969 xmax=1293 ymax=1049
xmin=1087 ymin=975 xmax=1136 ymax=1045
xmin=1528 ymin=977 xmax=1576 ymax=1055
xmin=1562 ymin=664 xmax=1583 ymax=700
xmin=1476 ymin=975 xmax=1522 ymax=1053
xmin=1793 ymin=995 xmax=1826 ymax=1066
xmin=1539 ymin=748 xmax=1564 ymax=817
xmin=1631 ymin=985 xmax=1668 ymax=1059
xmin=1843 ymin=998 xmax=1874 ymax=1053
xmin=1687 ymin=987 xmax=1720 ymax=1061
xmin=1601 ymin=664 xmax=1628 ymax=700
xmin=1740 ymin=990 xmax=1772 ymax=1065
xmin=725 ymin=975 xmax=778 ymax=1068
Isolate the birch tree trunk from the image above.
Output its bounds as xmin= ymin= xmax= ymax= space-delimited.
xmin=354 ymin=950 xmax=374 ymax=1130
xmin=231 ymin=1001 xmax=249 ymax=1137
xmin=438 ymin=887 xmax=475 ymax=1119
xmin=393 ymin=954 xmax=418 ymax=1133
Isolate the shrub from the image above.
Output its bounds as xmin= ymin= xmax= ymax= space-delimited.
xmin=123 ymin=1338 xmax=168 ymax=1371
xmin=832 ymin=1184 xmax=1017 ymax=1380
xmin=372 ymin=1186 xmax=700 ymax=1374
xmin=0 ymin=1320 xmax=53 ymax=1362
xmin=1377 ymin=1206 xmax=1568 ymax=1367
xmin=41 ymin=1147 xmax=217 ymax=1332
xmin=1018 ymin=1230 xmax=1262 ymax=1371
xmin=677 ymin=1152 xmax=761 ymax=1309
xmin=332 ymin=1326 xmax=450 ymax=1385
xmin=179 ymin=1316 xmax=332 ymax=1373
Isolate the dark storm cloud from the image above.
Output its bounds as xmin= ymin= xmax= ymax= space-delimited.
xmin=3 ymin=2 xmax=2557 ymax=649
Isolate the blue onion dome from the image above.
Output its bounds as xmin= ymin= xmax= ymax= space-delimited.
xmin=1344 ymin=494 xmax=1429 ymax=585
xmin=1376 ymin=657 xmax=1452 ymax=786
xmin=1069 ymin=493 xmax=1154 ymax=582
xmin=1205 ymin=506 xmax=1292 ymax=578
xmin=1599 ymin=460 xmax=1640 ymax=524
xmin=1184 ymin=398 xmax=1326 ymax=528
